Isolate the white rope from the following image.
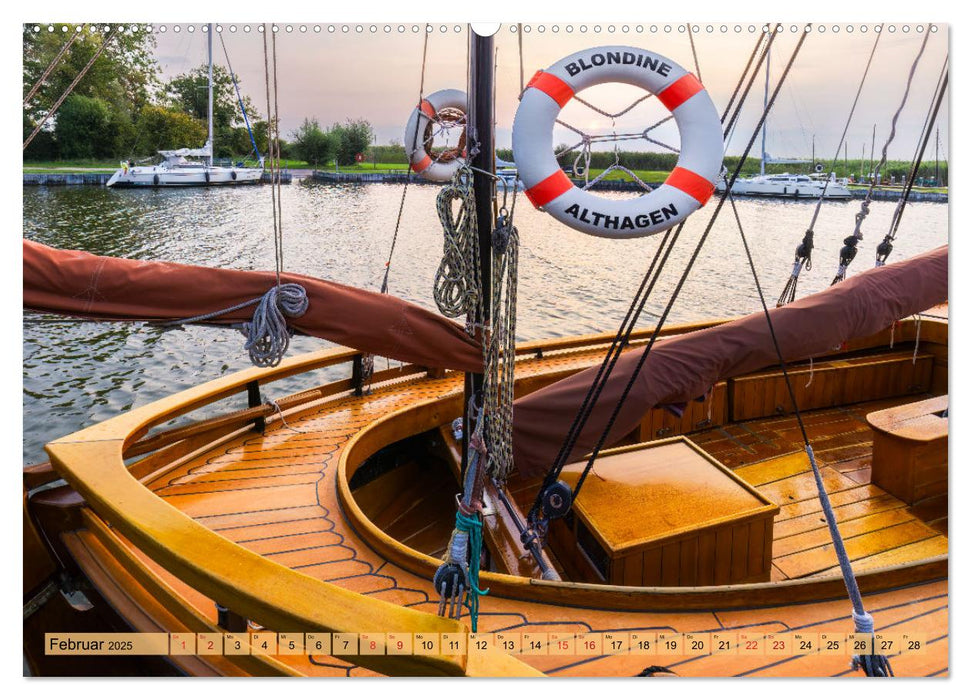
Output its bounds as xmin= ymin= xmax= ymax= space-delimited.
xmin=240 ymin=283 xmax=309 ymax=367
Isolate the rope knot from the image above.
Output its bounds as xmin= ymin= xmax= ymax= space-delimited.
xmin=241 ymin=283 xmax=309 ymax=368
xmin=853 ymin=611 xmax=875 ymax=634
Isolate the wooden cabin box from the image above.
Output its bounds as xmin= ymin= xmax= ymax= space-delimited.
xmin=867 ymin=395 xmax=948 ymax=507
xmin=551 ymin=438 xmax=779 ymax=587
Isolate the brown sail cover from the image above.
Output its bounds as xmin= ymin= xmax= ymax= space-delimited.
xmin=23 ymin=240 xmax=483 ymax=373
xmin=513 ymin=245 xmax=948 ymax=478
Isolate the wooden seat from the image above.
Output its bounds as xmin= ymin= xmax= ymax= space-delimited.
xmin=867 ymin=395 xmax=948 ymax=508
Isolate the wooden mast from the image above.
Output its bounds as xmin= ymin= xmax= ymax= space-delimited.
xmin=461 ymin=25 xmax=495 ymax=479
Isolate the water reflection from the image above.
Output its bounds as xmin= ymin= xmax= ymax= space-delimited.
xmin=22 ymin=183 xmax=948 ymax=463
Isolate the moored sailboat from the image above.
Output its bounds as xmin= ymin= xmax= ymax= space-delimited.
xmin=24 ymin=24 xmax=948 ymax=679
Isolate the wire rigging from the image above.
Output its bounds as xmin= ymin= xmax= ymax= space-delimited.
xmin=568 ymin=27 xmax=807 ymax=504
xmin=24 ymin=26 xmax=82 ymax=107
xmin=876 ymin=56 xmax=948 ymax=266
xmin=832 ymin=25 xmax=931 ymax=285
xmin=24 ymin=27 xmax=118 ymax=150
xmin=776 ymin=26 xmax=883 ymax=307
xmin=526 ymin=26 xmax=781 ymax=534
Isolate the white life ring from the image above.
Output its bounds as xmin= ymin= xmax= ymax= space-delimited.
xmin=512 ymin=46 xmax=723 ymax=239
xmin=404 ymin=88 xmax=468 ymax=182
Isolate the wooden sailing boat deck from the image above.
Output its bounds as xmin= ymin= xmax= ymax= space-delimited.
xmin=37 ymin=317 xmax=948 ymax=677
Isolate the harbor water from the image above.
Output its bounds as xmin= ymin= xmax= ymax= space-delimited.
xmin=22 ymin=181 xmax=948 ymax=464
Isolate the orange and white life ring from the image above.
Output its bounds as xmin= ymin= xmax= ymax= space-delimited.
xmin=512 ymin=46 xmax=723 ymax=238
xmin=404 ymin=88 xmax=468 ymax=182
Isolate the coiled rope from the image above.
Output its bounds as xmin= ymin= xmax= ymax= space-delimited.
xmin=241 ymin=283 xmax=309 ymax=367
xmin=433 ymin=173 xmax=481 ymax=329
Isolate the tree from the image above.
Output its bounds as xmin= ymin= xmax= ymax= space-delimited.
xmin=23 ymin=114 xmax=57 ymax=160
xmin=54 ymin=94 xmax=112 ymax=159
xmin=290 ymin=118 xmax=335 ymax=167
xmin=330 ymin=119 xmax=375 ymax=166
xmin=131 ymin=104 xmax=207 ymax=156
xmin=23 ymin=25 xmax=159 ymax=126
xmin=166 ymin=64 xmax=261 ymax=157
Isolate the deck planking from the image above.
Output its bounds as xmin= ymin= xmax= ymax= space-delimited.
xmin=123 ymin=344 xmax=947 ymax=677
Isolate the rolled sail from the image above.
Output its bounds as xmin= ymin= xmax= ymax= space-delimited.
xmin=512 ymin=245 xmax=948 ymax=478
xmin=23 ymin=240 xmax=483 ymax=373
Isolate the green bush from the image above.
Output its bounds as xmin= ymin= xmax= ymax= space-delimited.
xmin=331 ymin=119 xmax=375 ymax=166
xmin=131 ymin=105 xmax=207 ymax=156
xmin=55 ymin=95 xmax=112 ymax=159
xmin=290 ymin=118 xmax=336 ymax=167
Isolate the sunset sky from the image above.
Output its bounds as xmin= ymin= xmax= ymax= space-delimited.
xmin=153 ymin=23 xmax=949 ymax=162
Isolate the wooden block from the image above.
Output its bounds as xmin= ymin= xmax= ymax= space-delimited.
xmin=901 ymin=632 xmax=928 ymax=654
xmin=386 ymin=632 xmax=412 ymax=655
xmin=603 ymin=632 xmax=629 ymax=655
xmin=766 ymin=632 xmax=793 ymax=656
xmin=196 ymin=632 xmax=222 ymax=655
xmin=494 ymin=631 xmax=521 ymax=655
xmin=712 ymin=632 xmax=737 ymax=655
xmin=223 ymin=633 xmax=249 ymax=655
xmin=629 ymin=632 xmax=657 ymax=655
xmin=657 ymin=632 xmax=684 ymax=656
xmin=522 ymin=632 xmax=548 ymax=655
xmin=440 ymin=632 xmax=466 ymax=655
xmin=277 ymin=633 xmax=304 ymax=655
xmin=305 ymin=632 xmax=331 ymax=656
xmin=332 ymin=632 xmax=358 ymax=655
xmin=469 ymin=632 xmax=494 ymax=654
xmin=548 ymin=632 xmax=576 ymax=655
xmin=576 ymin=632 xmax=603 ymax=656
xmin=819 ymin=632 xmax=847 ymax=656
xmin=684 ymin=632 xmax=711 ymax=657
xmin=793 ymin=632 xmax=818 ymax=656
xmin=413 ymin=633 xmax=439 ymax=655
xmin=874 ymin=633 xmax=901 ymax=657
xmin=738 ymin=631 xmax=765 ymax=656
xmin=358 ymin=633 xmax=385 ymax=655
xmin=848 ymin=633 xmax=873 ymax=657
xmin=250 ymin=632 xmax=277 ymax=656
xmin=169 ymin=632 xmax=196 ymax=655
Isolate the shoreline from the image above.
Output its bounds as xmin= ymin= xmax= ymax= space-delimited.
xmin=21 ymin=169 xmax=949 ymax=202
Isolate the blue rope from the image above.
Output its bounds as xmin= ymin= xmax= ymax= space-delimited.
xmin=455 ymin=510 xmax=489 ymax=632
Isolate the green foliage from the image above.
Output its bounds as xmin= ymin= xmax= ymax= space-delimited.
xmin=369 ymin=144 xmax=407 ymax=164
xmin=54 ymin=95 xmax=113 ymax=159
xmin=289 ymin=118 xmax=336 ymax=167
xmin=331 ymin=119 xmax=375 ymax=166
xmin=23 ymin=25 xmax=158 ymax=125
xmin=23 ymin=114 xmax=57 ymax=160
xmin=131 ymin=104 xmax=207 ymax=156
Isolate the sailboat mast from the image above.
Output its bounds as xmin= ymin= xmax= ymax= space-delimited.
xmin=461 ymin=26 xmax=495 ymax=478
xmin=760 ymin=46 xmax=769 ymax=176
xmin=207 ymin=23 xmax=214 ymax=167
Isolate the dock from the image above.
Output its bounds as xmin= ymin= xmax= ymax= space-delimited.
xmin=23 ymin=171 xmax=293 ymax=186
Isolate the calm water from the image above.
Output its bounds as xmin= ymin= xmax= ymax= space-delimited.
xmin=22 ymin=182 xmax=948 ymax=464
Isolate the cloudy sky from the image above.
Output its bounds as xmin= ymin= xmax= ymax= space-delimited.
xmin=153 ymin=23 xmax=949 ymax=162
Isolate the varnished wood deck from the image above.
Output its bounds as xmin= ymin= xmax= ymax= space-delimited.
xmin=132 ymin=340 xmax=947 ymax=677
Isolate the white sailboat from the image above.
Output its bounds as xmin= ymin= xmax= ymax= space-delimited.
xmin=107 ymin=24 xmax=263 ymax=188
xmin=718 ymin=49 xmax=851 ymax=200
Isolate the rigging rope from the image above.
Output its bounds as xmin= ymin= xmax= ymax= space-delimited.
xmin=776 ymin=26 xmax=882 ymax=306
xmin=219 ymin=30 xmax=261 ymax=163
xmin=876 ymin=57 xmax=948 ymax=267
xmin=23 ymin=27 xmax=118 ymax=150
xmin=725 ymin=191 xmax=892 ymax=677
xmin=832 ymin=25 xmax=931 ymax=285
xmin=527 ymin=27 xmax=780 ymax=529
xmin=24 ymin=27 xmax=82 ymax=107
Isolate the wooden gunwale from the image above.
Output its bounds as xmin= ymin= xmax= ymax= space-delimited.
xmin=42 ymin=317 xmax=947 ymax=676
